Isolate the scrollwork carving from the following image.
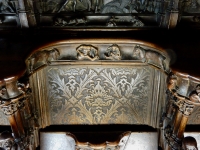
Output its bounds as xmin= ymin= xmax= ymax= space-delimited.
xmin=76 ymin=45 xmax=99 ymax=61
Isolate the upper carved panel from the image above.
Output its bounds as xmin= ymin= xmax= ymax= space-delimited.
xmin=48 ymin=66 xmax=150 ymax=125
xmin=36 ymin=0 xmax=157 ymax=14
xmin=26 ymin=42 xmax=171 ymax=74
xmin=26 ymin=39 xmax=172 ymax=128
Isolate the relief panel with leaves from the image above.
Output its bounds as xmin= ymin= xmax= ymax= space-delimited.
xmin=47 ymin=66 xmax=151 ymax=125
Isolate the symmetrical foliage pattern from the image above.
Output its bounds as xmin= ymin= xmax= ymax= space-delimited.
xmin=47 ymin=66 xmax=150 ymax=124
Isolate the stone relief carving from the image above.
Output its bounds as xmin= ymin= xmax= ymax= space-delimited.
xmin=133 ymin=45 xmax=166 ymax=70
xmin=48 ymin=67 xmax=150 ymax=124
xmin=28 ymin=48 xmax=60 ymax=73
xmin=77 ymin=45 xmax=99 ymax=61
xmin=104 ymin=44 xmax=121 ymax=60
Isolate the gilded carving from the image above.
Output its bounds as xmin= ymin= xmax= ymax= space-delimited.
xmin=76 ymin=45 xmax=99 ymax=61
xmin=105 ymin=44 xmax=121 ymax=60
xmin=48 ymin=66 xmax=150 ymax=124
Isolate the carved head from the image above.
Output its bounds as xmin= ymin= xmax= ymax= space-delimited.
xmin=133 ymin=45 xmax=145 ymax=59
xmin=182 ymin=136 xmax=198 ymax=150
xmin=107 ymin=44 xmax=121 ymax=57
xmin=77 ymin=45 xmax=98 ymax=59
xmin=50 ymin=48 xmax=60 ymax=60
xmin=0 ymin=131 xmax=14 ymax=150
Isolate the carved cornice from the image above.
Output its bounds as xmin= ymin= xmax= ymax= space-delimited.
xmin=26 ymin=40 xmax=172 ymax=75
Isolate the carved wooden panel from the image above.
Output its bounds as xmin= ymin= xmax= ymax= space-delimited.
xmin=29 ymin=62 xmax=167 ymax=128
xmin=27 ymin=40 xmax=171 ymax=128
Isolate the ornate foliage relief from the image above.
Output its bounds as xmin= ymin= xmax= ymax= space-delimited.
xmin=47 ymin=66 xmax=150 ymax=124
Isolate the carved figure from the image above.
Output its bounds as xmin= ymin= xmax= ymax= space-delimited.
xmin=28 ymin=48 xmax=60 ymax=73
xmin=133 ymin=45 xmax=166 ymax=70
xmin=101 ymin=0 xmax=131 ymax=13
xmin=0 ymin=131 xmax=16 ymax=150
xmin=105 ymin=44 xmax=121 ymax=60
xmin=182 ymin=136 xmax=198 ymax=150
xmin=76 ymin=45 xmax=99 ymax=61
xmin=0 ymin=0 xmax=15 ymax=13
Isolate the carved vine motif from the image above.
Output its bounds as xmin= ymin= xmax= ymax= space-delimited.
xmin=133 ymin=45 xmax=166 ymax=70
xmin=77 ymin=45 xmax=99 ymax=61
xmin=48 ymin=67 xmax=150 ymax=124
xmin=104 ymin=44 xmax=121 ymax=60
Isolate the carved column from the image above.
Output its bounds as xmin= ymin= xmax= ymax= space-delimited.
xmin=160 ymin=72 xmax=200 ymax=150
xmin=0 ymin=76 xmax=38 ymax=149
